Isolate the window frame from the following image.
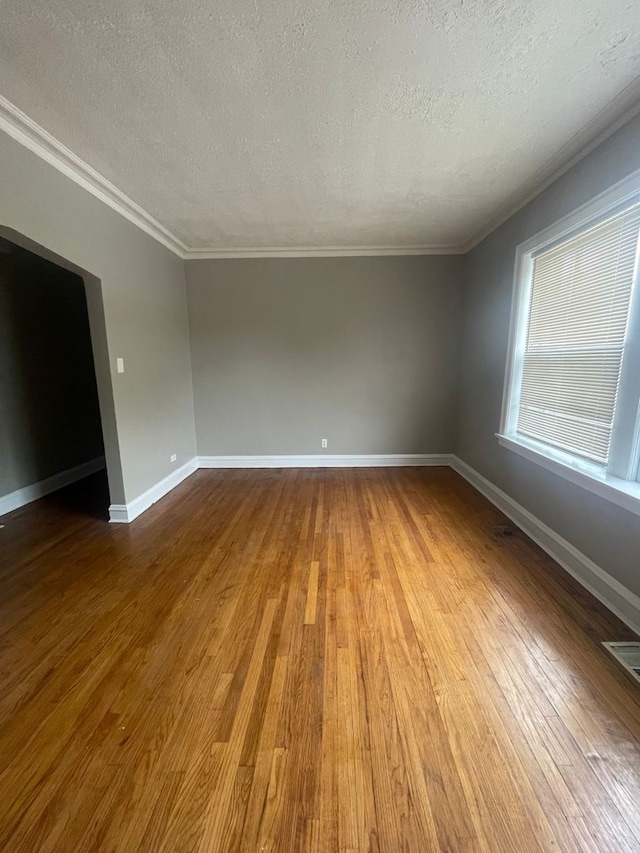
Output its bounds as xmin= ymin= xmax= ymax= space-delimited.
xmin=498 ymin=167 xmax=640 ymax=517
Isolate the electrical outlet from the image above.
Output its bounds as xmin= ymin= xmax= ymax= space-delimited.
xmin=170 ymin=453 xmax=177 ymax=463
xmin=321 ymin=438 xmax=328 ymax=448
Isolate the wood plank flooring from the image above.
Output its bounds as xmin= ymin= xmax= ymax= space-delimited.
xmin=1 ymin=466 xmax=639 ymax=852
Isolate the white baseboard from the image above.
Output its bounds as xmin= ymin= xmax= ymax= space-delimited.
xmin=107 ymin=453 xmax=451 ymax=524
xmin=450 ymin=456 xmax=640 ymax=636
xmin=197 ymin=453 xmax=454 ymax=469
xmin=0 ymin=456 xmax=106 ymax=517
xmin=109 ymin=458 xmax=198 ymax=523
xmin=26 ymin=449 xmax=637 ymax=636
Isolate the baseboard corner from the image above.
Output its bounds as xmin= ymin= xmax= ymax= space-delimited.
xmin=109 ymin=457 xmax=198 ymax=524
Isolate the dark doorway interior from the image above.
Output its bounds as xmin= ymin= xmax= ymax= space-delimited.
xmin=0 ymin=238 xmax=109 ymax=519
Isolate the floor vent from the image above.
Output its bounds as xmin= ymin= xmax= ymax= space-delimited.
xmin=602 ymin=642 xmax=640 ymax=684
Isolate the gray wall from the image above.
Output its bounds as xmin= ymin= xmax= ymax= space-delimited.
xmin=186 ymin=256 xmax=464 ymax=456
xmin=457 ymin=113 xmax=640 ymax=598
xmin=0 ymin=131 xmax=196 ymax=505
xmin=0 ymin=246 xmax=104 ymax=497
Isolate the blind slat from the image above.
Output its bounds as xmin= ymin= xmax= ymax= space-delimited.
xmin=516 ymin=204 xmax=640 ymax=465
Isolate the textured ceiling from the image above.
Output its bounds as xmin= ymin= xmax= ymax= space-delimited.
xmin=0 ymin=0 xmax=639 ymax=252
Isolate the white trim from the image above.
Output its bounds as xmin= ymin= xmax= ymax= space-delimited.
xmin=107 ymin=505 xmax=133 ymax=523
xmin=184 ymin=246 xmax=462 ymax=259
xmin=108 ymin=458 xmax=198 ymax=523
xmin=461 ymin=80 xmax=640 ymax=252
xmin=196 ymin=453 xmax=453 ymax=468
xmin=502 ymin=170 xmax=640 ymax=433
xmin=497 ymin=434 xmax=640 ymax=517
xmin=499 ymin=243 xmax=532 ymax=435
xmin=31 ymin=450 xmax=640 ymax=636
xmin=0 ymin=456 xmax=106 ymax=517
xmin=0 ymin=95 xmax=188 ymax=258
xmin=0 ymin=95 xmax=459 ymax=260
xmin=512 ymin=167 xmax=640 ymax=258
xmin=499 ymin=170 xmax=640 ymax=504
xmin=450 ymin=456 xmax=640 ymax=636
xmin=4 ymin=86 xmax=640 ymax=261
xmin=107 ymin=454 xmax=451 ymax=524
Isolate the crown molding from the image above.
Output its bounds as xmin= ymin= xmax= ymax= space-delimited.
xmin=0 ymin=96 xmax=464 ymax=258
xmin=183 ymin=244 xmax=464 ymax=259
xmin=0 ymin=95 xmax=188 ymax=257
xmin=3 ymin=87 xmax=640 ymax=261
xmin=461 ymin=79 xmax=640 ymax=253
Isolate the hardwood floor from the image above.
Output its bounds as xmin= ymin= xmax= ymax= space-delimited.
xmin=1 ymin=467 xmax=639 ymax=852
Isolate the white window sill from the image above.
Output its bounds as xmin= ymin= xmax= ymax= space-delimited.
xmin=496 ymin=433 xmax=640 ymax=517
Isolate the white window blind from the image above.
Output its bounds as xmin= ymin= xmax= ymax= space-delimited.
xmin=517 ymin=203 xmax=640 ymax=465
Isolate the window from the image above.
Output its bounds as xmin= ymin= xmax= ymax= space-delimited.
xmin=500 ymin=171 xmax=640 ymax=515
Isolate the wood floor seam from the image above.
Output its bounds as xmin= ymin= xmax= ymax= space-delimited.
xmin=0 ymin=467 xmax=639 ymax=852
